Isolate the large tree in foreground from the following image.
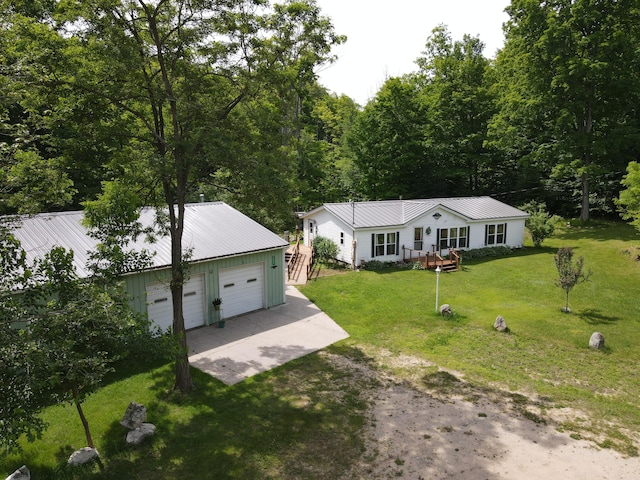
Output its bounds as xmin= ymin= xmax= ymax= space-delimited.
xmin=2 ymin=0 xmax=342 ymax=392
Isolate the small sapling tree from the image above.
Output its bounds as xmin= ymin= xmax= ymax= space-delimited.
xmin=554 ymin=247 xmax=591 ymax=313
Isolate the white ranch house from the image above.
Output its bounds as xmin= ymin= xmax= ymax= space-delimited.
xmin=301 ymin=197 xmax=529 ymax=269
xmin=11 ymin=202 xmax=289 ymax=331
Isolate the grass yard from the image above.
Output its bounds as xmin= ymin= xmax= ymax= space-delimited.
xmin=0 ymin=352 xmax=375 ymax=479
xmin=300 ymin=220 xmax=640 ymax=454
xmin=2 ymin=220 xmax=639 ymax=478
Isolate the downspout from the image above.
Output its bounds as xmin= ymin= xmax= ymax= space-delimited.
xmin=350 ymin=200 xmax=357 ymax=269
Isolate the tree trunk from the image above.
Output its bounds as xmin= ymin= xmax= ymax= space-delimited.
xmin=168 ymin=197 xmax=194 ymax=393
xmin=579 ymin=103 xmax=593 ymax=222
xmin=148 ymin=10 xmax=194 ymax=393
xmin=580 ymin=172 xmax=590 ymax=222
xmin=73 ymin=386 xmax=94 ymax=448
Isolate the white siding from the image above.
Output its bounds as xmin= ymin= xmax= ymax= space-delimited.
xmin=307 ymin=209 xmax=354 ymax=264
xmin=146 ymin=274 xmax=206 ymax=331
xmin=305 ymin=202 xmax=527 ymax=267
xmin=218 ymin=263 xmax=265 ymax=319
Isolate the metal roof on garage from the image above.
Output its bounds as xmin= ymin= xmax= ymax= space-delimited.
xmin=10 ymin=202 xmax=288 ymax=278
xmin=303 ymin=196 xmax=528 ymax=229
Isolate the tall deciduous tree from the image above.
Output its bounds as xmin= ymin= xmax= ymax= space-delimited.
xmin=0 ymin=227 xmax=44 ymax=453
xmin=1 ymin=0 xmax=342 ymax=392
xmin=494 ymin=0 xmax=640 ymax=221
xmin=616 ymin=161 xmax=640 ymax=232
xmin=348 ymin=76 xmax=428 ymax=200
xmin=416 ymin=26 xmax=497 ymax=195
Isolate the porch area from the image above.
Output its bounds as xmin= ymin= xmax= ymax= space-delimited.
xmin=402 ymin=246 xmax=460 ymax=272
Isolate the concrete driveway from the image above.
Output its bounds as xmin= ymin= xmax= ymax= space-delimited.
xmin=187 ymin=286 xmax=349 ymax=385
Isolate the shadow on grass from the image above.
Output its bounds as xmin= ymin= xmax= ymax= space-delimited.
xmin=76 ymin=347 xmax=375 ymax=480
xmin=556 ymin=221 xmax=639 ymax=243
xmin=578 ymin=308 xmax=620 ymax=326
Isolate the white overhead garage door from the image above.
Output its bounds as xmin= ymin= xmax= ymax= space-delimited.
xmin=146 ymin=274 xmax=206 ymax=331
xmin=218 ymin=263 xmax=264 ymax=319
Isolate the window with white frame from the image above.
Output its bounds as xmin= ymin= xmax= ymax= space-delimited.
xmin=340 ymin=232 xmax=344 ymax=245
xmin=485 ymin=223 xmax=507 ymax=245
xmin=386 ymin=232 xmax=397 ymax=255
xmin=371 ymin=231 xmax=399 ymax=257
xmin=438 ymin=227 xmax=468 ymax=249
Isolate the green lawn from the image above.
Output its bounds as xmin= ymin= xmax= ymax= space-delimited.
xmin=2 ymin=221 xmax=639 ymax=478
xmin=300 ymin=221 xmax=640 ymax=454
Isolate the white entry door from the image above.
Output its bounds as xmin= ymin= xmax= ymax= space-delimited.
xmin=146 ymin=274 xmax=206 ymax=331
xmin=218 ymin=264 xmax=264 ymax=319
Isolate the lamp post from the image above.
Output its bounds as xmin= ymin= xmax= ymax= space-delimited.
xmin=435 ymin=266 xmax=441 ymax=313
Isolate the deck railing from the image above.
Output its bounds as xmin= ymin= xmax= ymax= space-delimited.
xmin=286 ymin=238 xmax=300 ymax=280
xmin=402 ymin=246 xmax=460 ymax=271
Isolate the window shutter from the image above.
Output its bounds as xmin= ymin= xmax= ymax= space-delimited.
xmin=485 ymin=225 xmax=488 ymax=245
xmin=503 ymin=223 xmax=507 ymax=244
xmin=371 ymin=234 xmax=375 ymax=258
xmin=436 ymin=229 xmax=440 ymax=251
xmin=396 ymin=231 xmax=400 ymax=255
xmin=467 ymin=227 xmax=470 ymax=248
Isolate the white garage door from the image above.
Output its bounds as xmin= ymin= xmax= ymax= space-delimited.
xmin=146 ymin=274 xmax=205 ymax=331
xmin=218 ymin=263 xmax=264 ymax=319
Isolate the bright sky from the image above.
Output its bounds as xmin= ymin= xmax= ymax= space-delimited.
xmin=314 ymin=0 xmax=511 ymax=105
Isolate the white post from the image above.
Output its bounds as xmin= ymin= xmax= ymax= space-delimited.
xmin=435 ymin=266 xmax=441 ymax=313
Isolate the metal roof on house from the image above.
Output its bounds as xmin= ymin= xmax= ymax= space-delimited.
xmin=304 ymin=196 xmax=528 ymax=229
xmin=11 ymin=202 xmax=288 ymax=278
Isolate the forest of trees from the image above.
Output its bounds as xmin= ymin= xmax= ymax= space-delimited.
xmin=2 ymin=0 xmax=639 ymax=227
xmin=1 ymin=0 xmax=640 ymax=394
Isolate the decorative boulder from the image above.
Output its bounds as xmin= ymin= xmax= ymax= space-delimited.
xmin=68 ymin=447 xmax=99 ymax=466
xmin=589 ymin=332 xmax=605 ymax=350
xmin=120 ymin=401 xmax=147 ymax=429
xmin=5 ymin=465 xmax=30 ymax=480
xmin=494 ymin=315 xmax=508 ymax=332
xmin=126 ymin=423 xmax=157 ymax=445
xmin=440 ymin=304 xmax=452 ymax=316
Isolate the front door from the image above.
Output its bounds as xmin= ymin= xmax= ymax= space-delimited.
xmin=414 ymin=227 xmax=423 ymax=251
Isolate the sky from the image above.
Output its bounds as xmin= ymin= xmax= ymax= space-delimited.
xmin=314 ymin=0 xmax=511 ymax=105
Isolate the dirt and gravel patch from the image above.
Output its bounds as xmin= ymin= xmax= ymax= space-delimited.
xmin=319 ymin=347 xmax=640 ymax=480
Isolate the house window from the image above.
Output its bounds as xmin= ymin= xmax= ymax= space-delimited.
xmin=386 ymin=232 xmax=397 ymax=255
xmin=414 ymin=227 xmax=423 ymax=250
xmin=340 ymin=232 xmax=344 ymax=245
xmin=486 ymin=223 xmax=507 ymax=245
xmin=371 ymin=231 xmax=400 ymax=257
xmin=438 ymin=227 xmax=468 ymax=250
xmin=375 ymin=234 xmax=385 ymax=256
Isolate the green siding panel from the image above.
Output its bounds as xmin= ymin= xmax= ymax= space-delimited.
xmin=125 ymin=247 xmax=287 ymax=326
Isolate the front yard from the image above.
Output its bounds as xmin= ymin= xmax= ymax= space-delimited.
xmin=2 ymin=221 xmax=639 ymax=478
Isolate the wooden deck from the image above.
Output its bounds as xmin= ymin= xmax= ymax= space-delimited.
xmin=402 ymin=246 xmax=460 ymax=272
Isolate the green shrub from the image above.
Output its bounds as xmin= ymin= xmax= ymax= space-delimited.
xmin=312 ymin=236 xmax=339 ymax=263
xmin=519 ymin=201 xmax=561 ymax=247
xmin=459 ymin=246 xmax=514 ymax=260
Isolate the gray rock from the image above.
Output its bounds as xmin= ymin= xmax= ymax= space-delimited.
xmin=120 ymin=401 xmax=147 ymax=429
xmin=68 ymin=447 xmax=99 ymax=466
xmin=494 ymin=315 xmax=508 ymax=332
xmin=126 ymin=423 xmax=156 ymax=445
xmin=440 ymin=304 xmax=452 ymax=316
xmin=5 ymin=465 xmax=30 ymax=480
xmin=589 ymin=332 xmax=605 ymax=349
